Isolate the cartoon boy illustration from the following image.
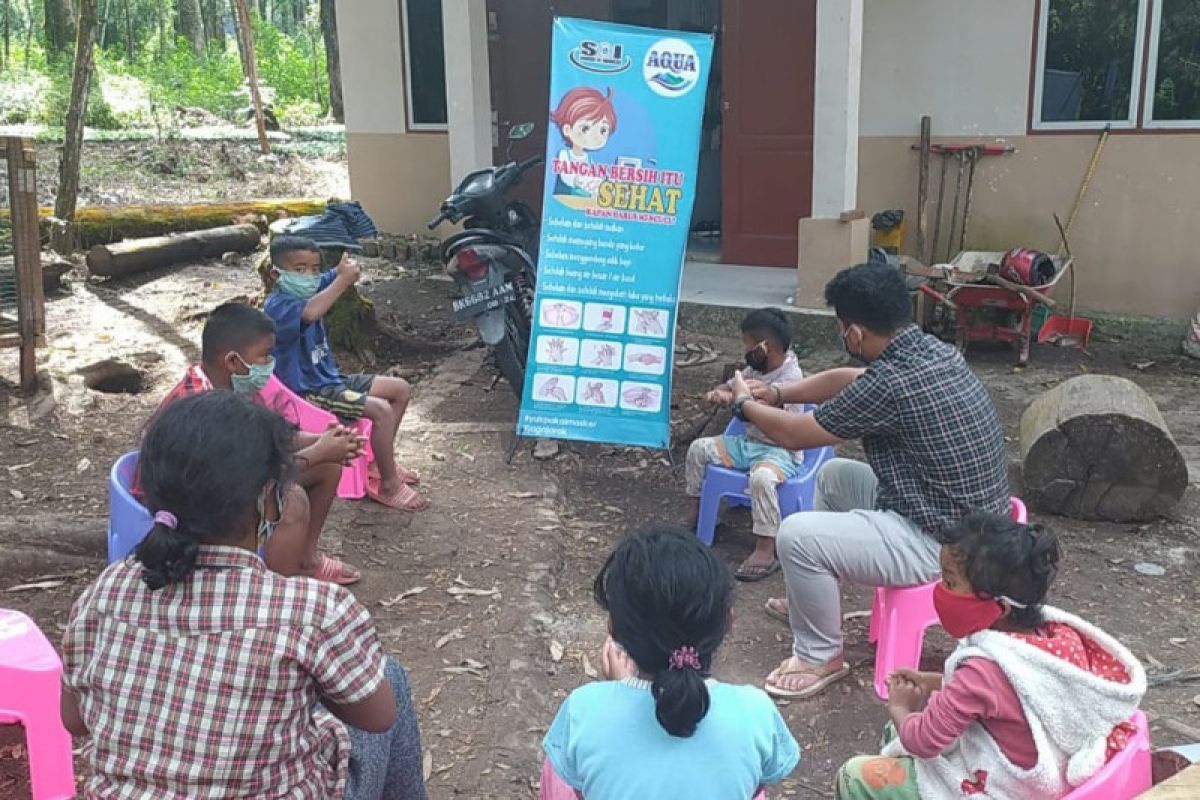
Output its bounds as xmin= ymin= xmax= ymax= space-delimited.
xmin=550 ymin=86 xmax=617 ymax=197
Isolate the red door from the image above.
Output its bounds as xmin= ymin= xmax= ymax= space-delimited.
xmin=721 ymin=0 xmax=815 ymax=266
xmin=486 ymin=1 xmax=613 ymax=212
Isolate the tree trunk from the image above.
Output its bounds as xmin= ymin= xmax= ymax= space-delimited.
xmin=175 ymin=0 xmax=205 ymax=55
xmin=52 ymin=0 xmax=98 ymax=253
xmin=43 ymin=0 xmax=77 ymax=59
xmin=1019 ymin=375 xmax=1188 ymax=522
xmin=122 ymin=0 xmax=133 ymax=60
xmin=156 ymin=0 xmax=169 ymax=59
xmin=201 ymin=0 xmax=224 ymax=54
xmin=86 ymin=223 xmax=262 ymax=277
xmin=229 ymin=0 xmax=248 ymax=73
xmin=319 ymin=0 xmax=342 ymax=122
xmin=96 ymin=0 xmax=109 ymax=48
xmin=233 ymin=0 xmax=270 ymax=154
xmin=3 ymin=0 xmax=10 ymax=69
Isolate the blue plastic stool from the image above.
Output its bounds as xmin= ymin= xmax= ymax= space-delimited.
xmin=108 ymin=451 xmax=152 ymax=563
xmin=695 ymin=416 xmax=835 ymax=546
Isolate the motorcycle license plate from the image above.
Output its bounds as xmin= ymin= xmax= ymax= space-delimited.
xmin=453 ymin=282 xmax=516 ymax=320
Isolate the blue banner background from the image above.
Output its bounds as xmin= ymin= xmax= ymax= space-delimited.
xmin=517 ymin=17 xmax=713 ymax=449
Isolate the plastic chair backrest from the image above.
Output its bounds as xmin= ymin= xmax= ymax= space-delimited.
xmin=259 ymin=374 xmax=336 ymax=429
xmin=108 ymin=451 xmax=152 ymax=563
xmin=1063 ymin=710 xmax=1152 ymax=799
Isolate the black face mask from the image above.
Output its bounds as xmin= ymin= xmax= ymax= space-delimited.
xmin=744 ymin=342 xmax=769 ymax=372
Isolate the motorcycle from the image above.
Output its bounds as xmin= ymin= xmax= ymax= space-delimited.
xmin=429 ymin=123 xmax=542 ymax=398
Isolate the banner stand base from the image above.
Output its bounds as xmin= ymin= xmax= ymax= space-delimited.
xmin=505 ymin=434 xmax=676 ymax=469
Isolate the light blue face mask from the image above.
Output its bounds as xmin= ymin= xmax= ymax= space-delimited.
xmin=230 ymin=354 xmax=275 ymax=395
xmin=275 ymin=270 xmax=322 ymax=299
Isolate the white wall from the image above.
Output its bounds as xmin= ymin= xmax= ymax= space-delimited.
xmin=860 ymin=0 xmax=1034 ymax=137
xmin=337 ymin=0 xmax=408 ymax=135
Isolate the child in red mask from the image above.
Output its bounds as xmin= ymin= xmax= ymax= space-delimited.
xmin=835 ymin=513 xmax=1145 ymax=800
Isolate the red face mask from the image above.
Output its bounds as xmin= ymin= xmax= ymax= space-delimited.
xmin=933 ymin=582 xmax=1004 ymax=639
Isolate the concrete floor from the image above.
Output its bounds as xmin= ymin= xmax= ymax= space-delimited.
xmin=680 ymin=259 xmax=831 ymax=316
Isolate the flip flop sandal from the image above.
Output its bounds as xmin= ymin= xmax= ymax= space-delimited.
xmin=367 ymin=482 xmax=430 ymax=512
xmin=763 ymin=597 xmax=790 ymax=624
xmin=369 ymin=464 xmax=420 ymax=486
xmin=735 ymin=557 xmax=780 ymax=583
xmin=764 ymin=658 xmax=850 ymax=700
xmin=313 ymin=554 xmax=361 ymax=586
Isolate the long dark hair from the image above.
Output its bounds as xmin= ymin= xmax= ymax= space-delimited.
xmin=944 ymin=512 xmax=1061 ymax=629
xmin=593 ymin=528 xmax=734 ymax=737
xmin=135 ymin=391 xmax=296 ymax=590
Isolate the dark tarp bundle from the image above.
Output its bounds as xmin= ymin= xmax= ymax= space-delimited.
xmin=280 ymin=202 xmax=379 ymax=252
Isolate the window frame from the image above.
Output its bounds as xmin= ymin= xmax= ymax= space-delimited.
xmin=1142 ymin=0 xmax=1200 ymax=128
xmin=1030 ymin=0 xmax=1150 ymax=132
xmin=400 ymin=0 xmax=448 ymax=133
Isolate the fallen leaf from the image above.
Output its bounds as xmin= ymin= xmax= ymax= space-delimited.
xmin=447 ymin=586 xmax=500 ymax=598
xmin=458 ymin=451 xmax=476 ymax=462
xmin=430 ymin=452 xmax=447 ymax=462
xmin=549 ymin=640 xmax=564 ymax=662
xmin=1169 ymin=637 xmax=1188 ymax=646
xmin=379 ymin=586 xmax=427 ymax=607
xmin=422 ymin=751 xmax=433 ymax=782
xmin=6 ymin=461 xmax=35 ymax=472
xmin=7 ymin=579 xmax=67 ymax=592
xmin=507 ymin=491 xmax=541 ymax=499
xmin=582 ymin=653 xmax=598 ymax=679
xmin=435 ymin=628 xmax=465 ymax=649
xmin=842 ymin=610 xmax=871 ymax=622
xmin=9 ymin=489 xmax=25 ymax=501
xmin=461 ymin=657 xmax=487 ymax=670
xmin=76 ymin=457 xmax=91 ymax=473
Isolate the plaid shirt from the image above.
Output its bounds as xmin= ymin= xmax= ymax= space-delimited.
xmin=814 ymin=325 xmax=1009 ymax=537
xmin=63 ymin=546 xmax=386 ymax=799
xmin=157 ymin=363 xmax=214 ymax=411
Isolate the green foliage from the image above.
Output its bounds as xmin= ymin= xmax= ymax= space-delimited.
xmin=277 ymin=98 xmax=324 ymax=127
xmin=41 ymin=62 xmax=122 ymax=129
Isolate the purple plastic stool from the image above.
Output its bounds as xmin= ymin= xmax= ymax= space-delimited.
xmin=695 ymin=416 xmax=834 ymax=546
xmin=0 ymin=608 xmax=76 ymax=799
xmin=870 ymin=497 xmax=1028 ymax=699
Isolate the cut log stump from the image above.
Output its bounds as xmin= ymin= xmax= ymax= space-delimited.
xmin=86 ymin=223 xmax=262 ymax=277
xmin=1019 ymin=375 xmax=1188 ymax=522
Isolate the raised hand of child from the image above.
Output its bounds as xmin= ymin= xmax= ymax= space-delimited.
xmin=889 ymin=668 xmax=942 ymax=693
xmin=336 ymin=253 xmax=362 ymax=284
xmin=600 ymin=636 xmax=638 ymax=682
xmin=886 ymin=673 xmax=927 ymax=714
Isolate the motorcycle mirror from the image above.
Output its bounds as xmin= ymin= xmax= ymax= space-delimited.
xmin=508 ymin=122 xmax=534 ymax=141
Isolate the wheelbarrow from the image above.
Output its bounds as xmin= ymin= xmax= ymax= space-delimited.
xmin=917 ymin=251 xmax=1073 ymax=365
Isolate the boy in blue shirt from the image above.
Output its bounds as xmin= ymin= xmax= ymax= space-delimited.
xmin=264 ymin=235 xmax=429 ymax=512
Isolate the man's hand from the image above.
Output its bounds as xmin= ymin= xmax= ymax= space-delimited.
xmin=705 ymin=388 xmax=734 ymax=406
xmin=336 ymin=253 xmax=362 ymax=284
xmin=889 ymin=668 xmax=942 ymax=693
xmin=886 ymin=673 xmax=927 ymax=714
xmin=599 ymin=636 xmax=638 ymax=681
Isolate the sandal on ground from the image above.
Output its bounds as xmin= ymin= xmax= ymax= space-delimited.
xmin=764 ymin=656 xmax=850 ymax=700
xmin=312 ymin=554 xmax=361 ymax=586
xmin=735 ymin=556 xmax=780 ymax=583
xmin=764 ymin=597 xmax=790 ymax=625
xmin=369 ymin=463 xmax=420 ymax=486
xmin=367 ymin=482 xmax=430 ymax=512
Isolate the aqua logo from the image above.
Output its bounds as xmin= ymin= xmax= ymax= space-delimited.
xmin=569 ymin=40 xmax=632 ymax=74
xmin=643 ymin=37 xmax=700 ymax=97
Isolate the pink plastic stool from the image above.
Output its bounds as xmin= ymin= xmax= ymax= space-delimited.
xmin=0 ymin=609 xmax=76 ymax=800
xmin=259 ymin=375 xmax=375 ymax=499
xmin=871 ymin=498 xmax=1028 ymax=699
xmin=1063 ymin=711 xmax=1152 ymax=799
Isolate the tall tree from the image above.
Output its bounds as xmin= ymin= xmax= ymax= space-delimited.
xmin=54 ymin=0 xmax=99 ymax=253
xmin=122 ymin=0 xmax=133 ymax=61
xmin=176 ymin=0 xmax=205 ymax=55
xmin=2 ymin=0 xmax=10 ymax=70
xmin=44 ymin=0 xmax=77 ymax=59
xmin=201 ymin=0 xmax=224 ymax=54
xmin=320 ymin=0 xmax=341 ymax=121
xmin=233 ymin=0 xmax=269 ymax=154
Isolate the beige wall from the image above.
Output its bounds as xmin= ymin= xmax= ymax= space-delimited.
xmin=859 ymin=134 xmax=1200 ymax=320
xmin=337 ymin=0 xmax=451 ymax=234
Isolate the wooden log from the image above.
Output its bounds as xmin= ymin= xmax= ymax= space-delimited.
xmin=1019 ymin=375 xmax=1188 ymax=522
xmin=86 ymin=223 xmax=263 ymax=278
xmin=1 ymin=198 xmax=327 ymax=248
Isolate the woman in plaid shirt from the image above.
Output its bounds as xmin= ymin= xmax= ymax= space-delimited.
xmin=61 ymin=392 xmax=427 ymax=799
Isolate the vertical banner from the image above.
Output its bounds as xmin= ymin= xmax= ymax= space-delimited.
xmin=517 ymin=18 xmax=713 ymax=449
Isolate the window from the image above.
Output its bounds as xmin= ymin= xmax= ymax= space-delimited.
xmin=1145 ymin=0 xmax=1200 ymax=127
xmin=402 ymin=0 xmax=448 ymax=130
xmin=1033 ymin=0 xmax=1200 ymax=130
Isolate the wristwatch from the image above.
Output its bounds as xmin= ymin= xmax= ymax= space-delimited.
xmin=732 ymin=394 xmax=754 ymax=421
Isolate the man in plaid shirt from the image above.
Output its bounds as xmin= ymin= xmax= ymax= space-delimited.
xmin=728 ymin=263 xmax=1008 ymax=699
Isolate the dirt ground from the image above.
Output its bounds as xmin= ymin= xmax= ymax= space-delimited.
xmin=1 ymin=257 xmax=1198 ymax=798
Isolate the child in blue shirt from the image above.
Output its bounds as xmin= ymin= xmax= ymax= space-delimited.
xmin=264 ymin=235 xmax=429 ymax=512
xmin=541 ymin=528 xmax=800 ymax=800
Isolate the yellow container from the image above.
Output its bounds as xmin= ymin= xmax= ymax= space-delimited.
xmin=872 ymin=219 xmax=906 ymax=253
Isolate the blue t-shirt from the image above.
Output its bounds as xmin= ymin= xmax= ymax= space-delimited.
xmin=263 ymin=271 xmax=344 ymax=394
xmin=543 ymin=677 xmax=799 ymax=799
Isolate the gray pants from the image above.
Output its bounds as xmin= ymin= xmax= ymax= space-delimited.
xmin=777 ymin=459 xmax=940 ymax=664
xmin=344 ymin=658 xmax=428 ymax=800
